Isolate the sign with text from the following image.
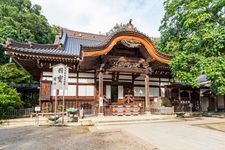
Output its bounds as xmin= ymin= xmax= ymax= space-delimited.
xmin=35 ymin=106 xmax=41 ymax=112
xmin=52 ymin=64 xmax=69 ymax=90
xmin=99 ymin=97 xmax=103 ymax=107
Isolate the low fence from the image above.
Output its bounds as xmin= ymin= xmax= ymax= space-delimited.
xmin=151 ymin=106 xmax=174 ymax=115
xmin=0 ymin=108 xmax=34 ymax=118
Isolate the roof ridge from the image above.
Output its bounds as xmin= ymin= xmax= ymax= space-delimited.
xmin=62 ymin=28 xmax=107 ymax=37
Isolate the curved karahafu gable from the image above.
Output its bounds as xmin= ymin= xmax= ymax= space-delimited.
xmin=81 ymin=29 xmax=171 ymax=64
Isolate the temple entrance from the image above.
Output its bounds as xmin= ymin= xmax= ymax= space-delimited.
xmin=111 ymin=85 xmax=118 ymax=103
xmin=124 ymin=84 xmax=133 ymax=96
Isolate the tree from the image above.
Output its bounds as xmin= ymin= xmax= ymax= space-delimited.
xmin=0 ymin=0 xmax=58 ymax=111
xmin=160 ymin=0 xmax=225 ymax=94
xmin=151 ymin=37 xmax=162 ymax=52
xmin=0 ymin=63 xmax=32 ymax=85
xmin=0 ymin=0 xmax=58 ymax=64
xmin=0 ymin=81 xmax=23 ymax=118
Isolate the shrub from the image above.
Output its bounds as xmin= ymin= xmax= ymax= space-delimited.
xmin=161 ymin=97 xmax=172 ymax=107
xmin=0 ymin=81 xmax=23 ymax=119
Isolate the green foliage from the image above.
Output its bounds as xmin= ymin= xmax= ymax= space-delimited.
xmin=0 ymin=0 xmax=58 ymax=113
xmin=161 ymin=97 xmax=172 ymax=107
xmin=0 ymin=63 xmax=32 ymax=85
xmin=0 ymin=0 xmax=58 ymax=64
xmin=0 ymin=45 xmax=8 ymax=64
xmin=160 ymin=0 xmax=225 ymax=56
xmin=202 ymin=56 xmax=225 ymax=94
xmin=160 ymin=0 xmax=225 ymax=94
xmin=169 ymin=52 xmax=204 ymax=87
xmin=0 ymin=63 xmax=34 ymax=114
xmin=0 ymin=81 xmax=23 ymax=113
xmin=151 ymin=37 xmax=162 ymax=52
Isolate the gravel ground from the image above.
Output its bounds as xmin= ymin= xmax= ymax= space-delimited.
xmin=0 ymin=126 xmax=147 ymax=150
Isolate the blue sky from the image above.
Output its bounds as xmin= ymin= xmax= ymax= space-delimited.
xmin=31 ymin=0 xmax=165 ymax=37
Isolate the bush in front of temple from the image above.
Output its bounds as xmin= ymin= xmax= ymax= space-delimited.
xmin=161 ymin=97 xmax=172 ymax=107
xmin=0 ymin=81 xmax=23 ymax=119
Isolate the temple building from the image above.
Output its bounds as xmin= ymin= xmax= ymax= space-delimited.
xmin=4 ymin=22 xmax=225 ymax=115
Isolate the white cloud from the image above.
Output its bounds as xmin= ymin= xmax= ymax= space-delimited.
xmin=31 ymin=0 xmax=164 ymax=37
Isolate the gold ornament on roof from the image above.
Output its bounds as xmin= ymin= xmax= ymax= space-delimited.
xmin=121 ymin=39 xmax=141 ymax=48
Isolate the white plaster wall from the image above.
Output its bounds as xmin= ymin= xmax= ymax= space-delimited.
xmin=160 ymin=78 xmax=169 ymax=81
xmin=78 ymin=85 xmax=94 ymax=96
xmin=161 ymin=87 xmax=165 ymax=97
xmin=134 ymin=87 xmax=145 ymax=96
xmin=134 ymin=81 xmax=145 ymax=85
xmin=118 ymin=86 xmax=124 ymax=99
xmin=78 ymin=78 xmax=94 ymax=83
xmin=149 ymin=82 xmax=159 ymax=86
xmin=51 ymin=85 xmax=76 ymax=96
xmin=150 ymin=87 xmax=159 ymax=97
xmin=79 ymin=73 xmax=94 ymax=78
xmin=119 ymin=75 xmax=132 ymax=79
xmin=119 ymin=80 xmax=132 ymax=83
xmin=106 ymin=85 xmax=111 ymax=99
xmin=150 ymin=77 xmax=159 ymax=81
xmin=104 ymin=74 xmax=112 ymax=79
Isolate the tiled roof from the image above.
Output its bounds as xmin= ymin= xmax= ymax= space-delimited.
xmin=5 ymin=28 xmax=107 ymax=57
xmin=64 ymin=37 xmax=102 ymax=55
xmin=5 ymin=39 xmax=76 ymax=57
xmin=4 ymin=27 xmax=171 ymax=59
xmin=62 ymin=28 xmax=107 ymax=41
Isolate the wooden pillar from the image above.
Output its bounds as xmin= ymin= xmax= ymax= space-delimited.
xmin=75 ymin=71 xmax=79 ymax=108
xmin=178 ymin=88 xmax=181 ymax=101
xmin=188 ymin=91 xmax=191 ymax=102
xmin=159 ymin=77 xmax=161 ymax=97
xmin=145 ymin=74 xmax=150 ymax=113
xmin=224 ymin=95 xmax=225 ymax=111
xmin=98 ymin=71 xmax=104 ymax=116
xmin=215 ymin=95 xmax=217 ymax=112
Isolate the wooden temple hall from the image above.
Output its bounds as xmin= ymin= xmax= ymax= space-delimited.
xmin=4 ymin=21 xmax=222 ymax=115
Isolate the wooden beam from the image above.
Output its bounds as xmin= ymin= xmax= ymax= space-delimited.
xmin=145 ymin=74 xmax=150 ymax=113
xmin=98 ymin=71 xmax=104 ymax=115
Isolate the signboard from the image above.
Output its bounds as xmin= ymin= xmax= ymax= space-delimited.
xmin=52 ymin=64 xmax=69 ymax=90
xmin=99 ymin=97 xmax=103 ymax=107
xmin=39 ymin=81 xmax=51 ymax=100
xmin=35 ymin=106 xmax=41 ymax=112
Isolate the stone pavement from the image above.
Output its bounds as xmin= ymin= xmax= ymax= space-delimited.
xmin=0 ymin=114 xmax=176 ymax=128
xmin=80 ymin=114 xmax=176 ymax=125
xmin=95 ymin=117 xmax=225 ymax=150
xmin=2 ymin=116 xmax=225 ymax=150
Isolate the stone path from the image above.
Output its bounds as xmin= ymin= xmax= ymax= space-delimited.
xmin=96 ymin=117 xmax=225 ymax=150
